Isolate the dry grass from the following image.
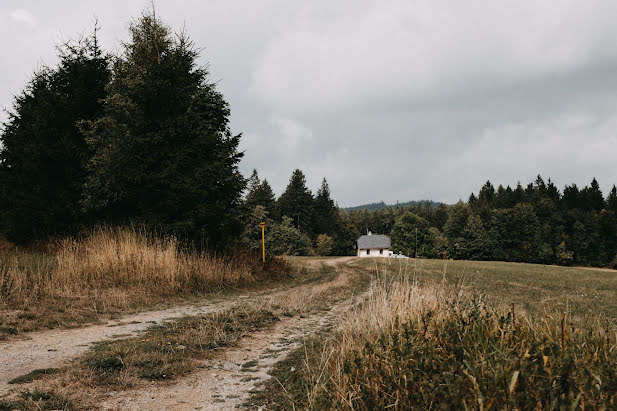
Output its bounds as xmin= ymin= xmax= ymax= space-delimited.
xmin=251 ymin=260 xmax=617 ymax=409
xmin=4 ymin=258 xmax=373 ymax=409
xmin=0 ymin=227 xmax=291 ymax=336
xmin=290 ymin=277 xmax=617 ymax=409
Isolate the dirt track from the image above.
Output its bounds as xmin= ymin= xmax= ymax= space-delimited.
xmin=0 ymin=257 xmax=361 ymax=408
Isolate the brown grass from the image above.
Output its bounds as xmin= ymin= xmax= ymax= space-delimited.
xmin=0 ymin=227 xmax=291 ymax=336
xmin=5 ymin=258 xmax=373 ymax=409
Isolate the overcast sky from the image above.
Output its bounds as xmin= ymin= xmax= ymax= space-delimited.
xmin=1 ymin=1 xmax=617 ymax=206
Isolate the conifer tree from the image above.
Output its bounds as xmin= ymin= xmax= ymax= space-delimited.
xmin=245 ymin=170 xmax=277 ymax=218
xmin=313 ymin=178 xmax=337 ymax=235
xmin=0 ymin=31 xmax=110 ymax=243
xmin=608 ymin=185 xmax=617 ymax=212
xmin=277 ymin=169 xmax=313 ymax=232
xmin=81 ymin=11 xmax=244 ymax=247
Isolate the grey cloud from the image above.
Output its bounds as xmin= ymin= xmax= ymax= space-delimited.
xmin=1 ymin=1 xmax=617 ymax=206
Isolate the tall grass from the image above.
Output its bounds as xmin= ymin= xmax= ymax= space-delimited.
xmin=299 ymin=277 xmax=617 ymax=409
xmin=0 ymin=227 xmax=290 ymax=333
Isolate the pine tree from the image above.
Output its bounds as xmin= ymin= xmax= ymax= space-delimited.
xmin=608 ymin=185 xmax=617 ymax=212
xmin=582 ymin=178 xmax=605 ymax=211
xmin=277 ymin=169 xmax=314 ymax=232
xmin=313 ymin=178 xmax=338 ymax=236
xmin=0 ymin=31 xmax=110 ymax=243
xmin=81 ymin=11 xmax=244 ymax=247
xmin=245 ymin=170 xmax=276 ymax=217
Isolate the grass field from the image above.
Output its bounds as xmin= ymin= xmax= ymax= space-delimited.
xmin=254 ymin=257 xmax=617 ymax=409
xmin=2 ymin=255 xmax=616 ymax=409
xmin=360 ymin=257 xmax=617 ymax=322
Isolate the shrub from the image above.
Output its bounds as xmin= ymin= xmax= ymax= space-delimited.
xmin=315 ymin=234 xmax=333 ymax=256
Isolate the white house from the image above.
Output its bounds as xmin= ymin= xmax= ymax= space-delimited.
xmin=356 ymin=232 xmax=392 ymax=257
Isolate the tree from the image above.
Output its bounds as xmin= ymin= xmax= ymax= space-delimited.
xmin=390 ymin=212 xmax=434 ymax=257
xmin=81 ymin=12 xmax=244 ymax=248
xmin=277 ymin=169 xmax=314 ymax=233
xmin=267 ymin=216 xmax=312 ymax=256
xmin=313 ymin=178 xmax=338 ymax=236
xmin=443 ymin=201 xmax=471 ymax=240
xmin=581 ymin=178 xmax=605 ymax=212
xmin=0 ymin=31 xmax=110 ymax=243
xmin=239 ymin=205 xmax=269 ymax=253
xmin=608 ymin=185 xmax=617 ymax=212
xmin=316 ymin=234 xmax=334 ymax=256
xmin=245 ymin=169 xmax=276 ymax=218
xmin=490 ymin=203 xmax=540 ymax=262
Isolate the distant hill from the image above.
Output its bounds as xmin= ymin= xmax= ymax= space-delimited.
xmin=343 ymin=200 xmax=443 ymax=212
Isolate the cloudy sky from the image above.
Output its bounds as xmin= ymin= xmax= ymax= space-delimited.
xmin=1 ymin=1 xmax=617 ymax=206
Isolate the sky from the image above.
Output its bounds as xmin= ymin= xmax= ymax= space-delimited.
xmin=1 ymin=1 xmax=617 ymax=207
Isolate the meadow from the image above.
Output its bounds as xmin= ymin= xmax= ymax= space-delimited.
xmin=254 ymin=257 xmax=617 ymax=409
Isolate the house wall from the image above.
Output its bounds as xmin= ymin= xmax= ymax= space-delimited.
xmin=358 ymin=248 xmax=390 ymax=257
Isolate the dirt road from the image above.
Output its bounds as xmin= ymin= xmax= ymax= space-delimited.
xmin=0 ymin=257 xmax=362 ymax=409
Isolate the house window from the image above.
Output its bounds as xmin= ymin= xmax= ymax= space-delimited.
xmin=380 ymin=249 xmax=383 ymax=254
xmin=366 ymin=249 xmax=370 ymax=255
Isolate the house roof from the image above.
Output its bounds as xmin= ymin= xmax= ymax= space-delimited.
xmin=357 ymin=234 xmax=391 ymax=249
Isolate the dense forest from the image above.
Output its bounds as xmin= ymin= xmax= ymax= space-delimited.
xmin=348 ymin=176 xmax=617 ymax=267
xmin=1 ymin=12 xmax=615 ymax=268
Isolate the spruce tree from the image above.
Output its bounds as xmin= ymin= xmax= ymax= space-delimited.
xmin=245 ymin=170 xmax=276 ymax=217
xmin=0 ymin=32 xmax=110 ymax=243
xmin=81 ymin=12 xmax=244 ymax=247
xmin=313 ymin=178 xmax=337 ymax=235
xmin=277 ymin=169 xmax=313 ymax=232
xmin=608 ymin=185 xmax=617 ymax=212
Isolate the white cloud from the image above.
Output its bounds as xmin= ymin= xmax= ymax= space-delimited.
xmin=10 ymin=9 xmax=36 ymax=26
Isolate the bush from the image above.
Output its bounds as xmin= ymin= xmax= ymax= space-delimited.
xmin=315 ymin=234 xmax=333 ymax=256
xmin=266 ymin=217 xmax=312 ymax=256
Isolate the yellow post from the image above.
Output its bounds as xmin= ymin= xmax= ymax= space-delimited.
xmin=259 ymin=222 xmax=266 ymax=263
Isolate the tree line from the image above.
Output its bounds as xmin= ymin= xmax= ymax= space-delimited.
xmin=344 ymin=176 xmax=617 ymax=268
xmin=239 ymin=169 xmax=357 ymax=256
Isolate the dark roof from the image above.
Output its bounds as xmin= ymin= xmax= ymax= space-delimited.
xmin=357 ymin=234 xmax=391 ymax=249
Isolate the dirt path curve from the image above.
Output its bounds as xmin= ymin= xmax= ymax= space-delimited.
xmin=0 ymin=257 xmax=349 ymax=393
xmin=0 ymin=262 xmax=328 ymax=391
xmin=100 ymin=259 xmax=362 ymax=410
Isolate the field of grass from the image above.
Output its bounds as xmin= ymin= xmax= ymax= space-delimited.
xmin=2 ymin=254 xmax=616 ymax=409
xmin=0 ymin=227 xmax=291 ymax=338
xmin=360 ymin=257 xmax=617 ymax=322
xmin=253 ymin=257 xmax=617 ymax=409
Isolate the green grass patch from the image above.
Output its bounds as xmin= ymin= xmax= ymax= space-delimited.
xmin=79 ymin=306 xmax=280 ymax=386
xmin=8 ymin=368 xmax=61 ymax=384
xmin=0 ymin=389 xmax=72 ymax=410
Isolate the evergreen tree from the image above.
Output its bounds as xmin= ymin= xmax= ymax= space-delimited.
xmin=245 ymin=169 xmax=276 ymax=217
xmin=313 ymin=178 xmax=338 ymax=236
xmin=562 ymin=184 xmax=581 ymax=209
xmin=390 ymin=212 xmax=434 ymax=257
xmin=0 ymin=32 xmax=110 ymax=243
xmin=582 ymin=178 xmax=605 ymax=211
xmin=277 ymin=169 xmax=314 ymax=233
xmin=608 ymin=185 xmax=617 ymax=213
xmin=512 ymin=182 xmax=526 ymax=204
xmin=81 ymin=12 xmax=244 ymax=247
